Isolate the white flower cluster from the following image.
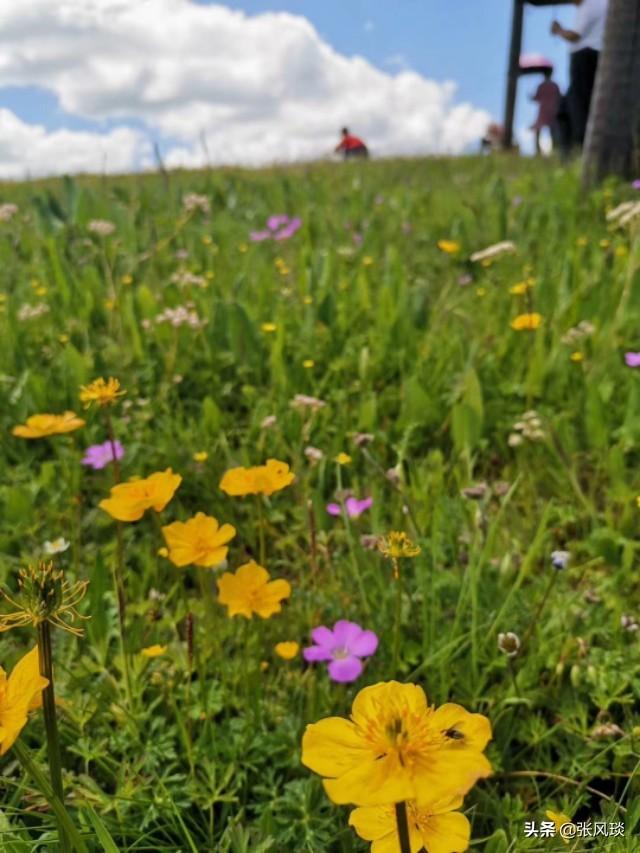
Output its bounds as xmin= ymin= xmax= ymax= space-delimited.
xmin=470 ymin=240 xmax=516 ymax=263
xmin=561 ymin=320 xmax=595 ymax=346
xmin=508 ymin=410 xmax=545 ymax=447
xmin=170 ymin=270 xmax=207 ymax=289
xmin=0 ymin=202 xmax=18 ymax=222
xmin=155 ymin=303 xmax=206 ymax=329
xmin=606 ymin=201 xmax=640 ymax=228
xmin=87 ymin=219 xmax=116 ymax=236
xmin=182 ymin=193 xmax=210 ymax=214
xmin=18 ymin=302 xmax=50 ymax=321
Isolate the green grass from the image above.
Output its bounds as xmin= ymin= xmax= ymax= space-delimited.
xmin=1 ymin=155 xmax=640 ymax=851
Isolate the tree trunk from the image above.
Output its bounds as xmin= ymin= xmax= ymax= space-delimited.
xmin=583 ymin=0 xmax=640 ymax=184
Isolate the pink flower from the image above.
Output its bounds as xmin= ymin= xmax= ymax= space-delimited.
xmin=625 ymin=352 xmax=640 ymax=367
xmin=250 ymin=215 xmax=302 ymax=242
xmin=81 ymin=440 xmax=124 ymax=470
xmin=326 ymin=496 xmax=373 ymax=518
xmin=303 ymin=620 xmax=378 ymax=682
xmin=632 ymin=180 xmax=640 ymax=190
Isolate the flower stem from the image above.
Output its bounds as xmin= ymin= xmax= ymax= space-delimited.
xmin=37 ymin=621 xmax=71 ymax=853
xmin=104 ymin=410 xmax=121 ymax=486
xmin=522 ymin=570 xmax=558 ymax=649
xmin=104 ymin=409 xmax=132 ymax=704
xmin=255 ymin=496 xmax=266 ymax=565
xmin=392 ymin=558 xmax=402 ymax=674
xmin=395 ymin=801 xmax=412 ymax=853
xmin=114 ymin=521 xmax=133 ymax=707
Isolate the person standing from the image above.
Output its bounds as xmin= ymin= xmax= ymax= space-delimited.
xmin=551 ymin=0 xmax=609 ymax=147
xmin=530 ymin=69 xmax=561 ymax=154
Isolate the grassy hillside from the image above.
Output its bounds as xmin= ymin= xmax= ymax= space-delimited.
xmin=1 ymin=156 xmax=639 ymax=851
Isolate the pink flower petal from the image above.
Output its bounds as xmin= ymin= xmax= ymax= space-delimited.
xmin=328 ymin=656 xmax=363 ymax=682
xmin=310 ymin=625 xmax=335 ymax=648
xmin=349 ymin=629 xmax=379 ymax=657
xmin=303 ymin=644 xmax=333 ymax=662
xmin=332 ymin=620 xmax=363 ymax=647
xmin=326 ymin=503 xmax=342 ymax=516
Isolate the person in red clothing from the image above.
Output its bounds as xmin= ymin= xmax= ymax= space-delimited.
xmin=335 ymin=127 xmax=369 ymax=159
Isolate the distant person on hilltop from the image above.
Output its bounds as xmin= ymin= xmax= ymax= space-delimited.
xmin=530 ymin=69 xmax=561 ymax=154
xmin=335 ymin=128 xmax=369 ymax=159
xmin=551 ymin=0 xmax=609 ymax=147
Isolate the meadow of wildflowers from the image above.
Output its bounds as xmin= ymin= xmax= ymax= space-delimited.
xmin=1 ymin=157 xmax=640 ymax=851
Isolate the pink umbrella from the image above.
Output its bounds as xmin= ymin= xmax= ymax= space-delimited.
xmin=519 ymin=53 xmax=554 ymax=75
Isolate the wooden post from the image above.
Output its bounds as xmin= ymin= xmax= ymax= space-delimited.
xmin=503 ymin=0 xmax=525 ymax=148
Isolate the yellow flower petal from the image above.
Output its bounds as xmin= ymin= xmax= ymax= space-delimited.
xmin=141 ymin=645 xmax=167 ymax=658
xmin=275 ymin=641 xmax=299 ymax=660
xmin=162 ymin=512 xmax=236 ymax=568
xmin=99 ymin=469 xmax=182 ymax=522
xmin=12 ymin=412 xmax=85 ymax=439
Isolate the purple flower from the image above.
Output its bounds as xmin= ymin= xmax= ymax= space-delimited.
xmin=81 ymin=440 xmax=124 ymax=470
xmin=625 ymin=352 xmax=640 ymax=367
xmin=249 ymin=215 xmax=302 ymax=242
xmin=303 ymin=620 xmax=378 ymax=682
xmin=327 ymin=496 xmax=373 ymax=518
xmin=632 ymin=180 xmax=640 ymax=190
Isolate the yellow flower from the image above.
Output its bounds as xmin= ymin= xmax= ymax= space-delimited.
xmin=275 ymin=641 xmax=299 ymax=660
xmin=35 ymin=287 xmax=47 ymax=297
xmin=378 ymin=532 xmax=421 ymax=560
xmin=437 ymin=240 xmax=460 ymax=255
xmin=570 ymin=351 xmax=584 ymax=362
xmin=140 ymin=644 xmax=167 ymax=658
xmin=301 ymin=681 xmax=492 ymax=807
xmin=303 ymin=359 xmax=315 ymax=369
xmin=362 ymin=256 xmax=374 ymax=266
xmin=576 ymin=236 xmax=588 ymax=247
xmin=238 ymin=242 xmax=249 ymax=253
xmin=349 ymin=795 xmax=471 ymax=853
xmin=510 ymin=313 xmax=542 ymax=331
xmin=0 ymin=647 xmax=48 ymax=755
xmin=636 ymin=496 xmax=640 ymax=509
xmin=202 ymin=235 xmax=213 ymax=246
xmin=545 ymin=810 xmax=573 ymax=844
xmin=261 ymin=322 xmax=277 ymax=333
xmin=193 ymin=451 xmax=208 ymax=462
xmin=509 ymin=281 xmax=529 ymax=295
xmin=161 ymin=512 xmax=236 ymax=568
xmin=217 ymin=561 xmax=291 ymax=619
xmin=79 ymin=377 xmax=125 ymax=408
xmin=99 ymin=468 xmax=182 ymax=522
xmin=220 ymin=458 xmax=295 ymax=497
xmin=157 ymin=547 xmax=169 ymax=558
xmin=303 ymin=296 xmax=313 ymax=305
xmin=121 ymin=274 xmax=133 ymax=285
xmin=58 ymin=334 xmax=69 ymax=345
xmin=599 ymin=238 xmax=610 ymax=249
xmin=334 ymin=452 xmax=352 ymax=465
xmin=615 ymin=245 xmax=628 ymax=258
xmin=12 ymin=411 xmax=85 ymax=439
xmin=104 ymin=299 xmax=116 ymax=311
xmin=475 ymin=287 xmax=486 ymax=297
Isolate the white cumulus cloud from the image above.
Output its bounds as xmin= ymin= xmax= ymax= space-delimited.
xmin=0 ymin=0 xmax=490 ymax=175
xmin=0 ymin=109 xmax=151 ymax=179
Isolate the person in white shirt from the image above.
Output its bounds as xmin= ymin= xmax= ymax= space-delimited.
xmin=551 ymin=0 xmax=609 ymax=147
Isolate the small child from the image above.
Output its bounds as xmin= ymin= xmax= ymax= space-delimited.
xmin=531 ymin=69 xmax=561 ymax=154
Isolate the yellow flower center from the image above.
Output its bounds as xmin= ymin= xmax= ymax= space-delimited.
xmin=358 ymin=701 xmax=444 ymax=769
